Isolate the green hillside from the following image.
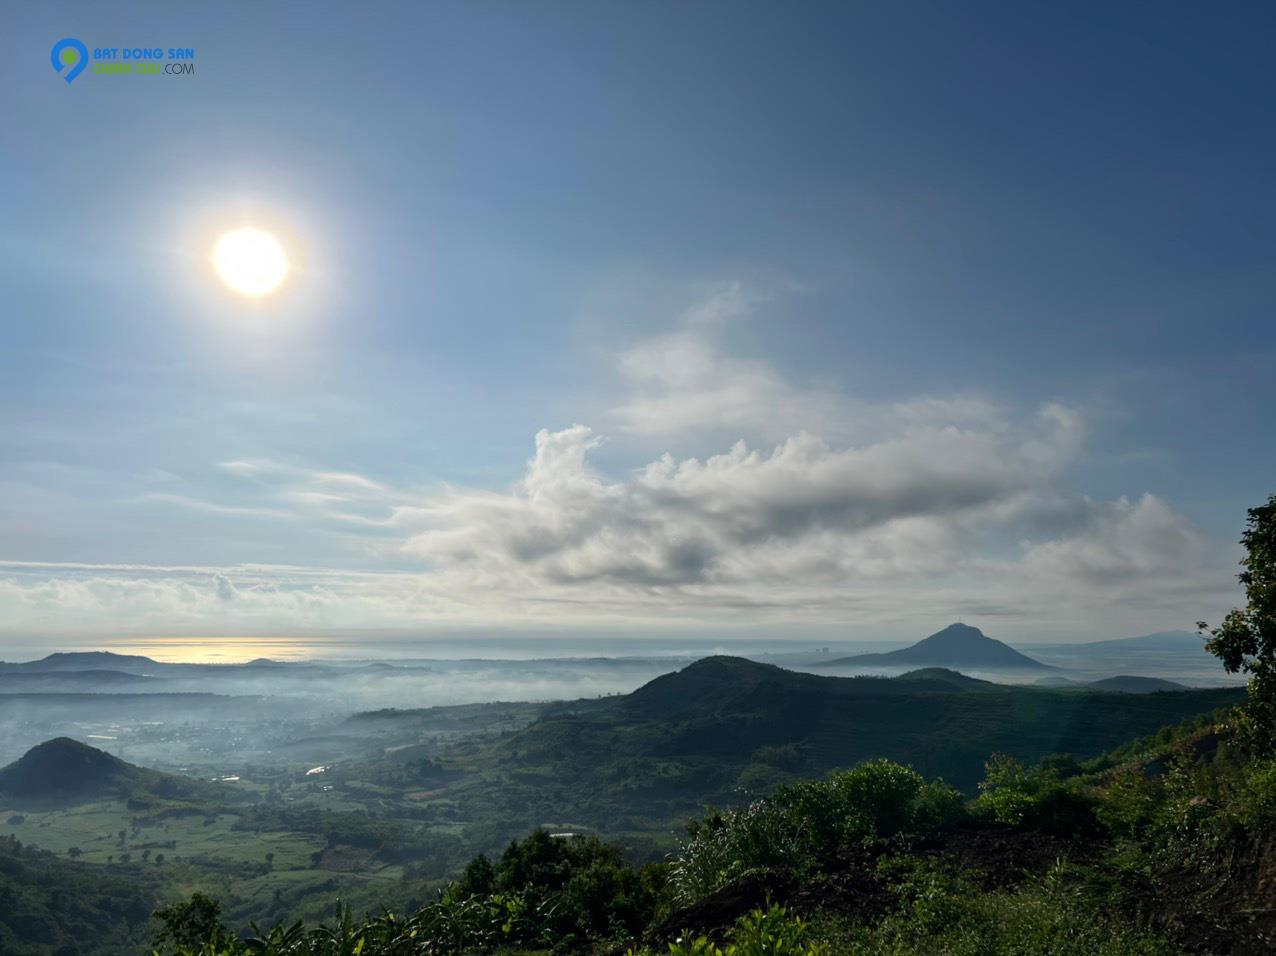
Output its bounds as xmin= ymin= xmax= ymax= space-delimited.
xmin=0 ymin=834 xmax=160 ymax=955
xmin=138 ymin=706 xmax=1276 ymax=955
xmin=0 ymin=738 xmax=240 ymax=808
xmin=478 ymin=656 xmax=1244 ymax=800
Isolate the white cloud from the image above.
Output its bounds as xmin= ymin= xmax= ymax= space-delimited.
xmin=0 ymin=286 xmax=1239 ymax=641
xmin=398 ymin=413 xmax=1219 ymax=620
xmin=1020 ymin=493 xmax=1205 ymax=586
xmin=610 ymin=285 xmax=1018 ymax=444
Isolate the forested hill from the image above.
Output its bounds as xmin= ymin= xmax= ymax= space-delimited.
xmin=0 ymin=738 xmax=238 ymax=806
xmin=491 ymin=656 xmax=1244 ymax=795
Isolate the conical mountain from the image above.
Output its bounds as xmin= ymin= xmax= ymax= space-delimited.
xmin=824 ymin=623 xmax=1053 ymax=670
xmin=0 ymin=737 xmax=141 ymax=797
xmin=0 ymin=737 xmax=231 ymax=805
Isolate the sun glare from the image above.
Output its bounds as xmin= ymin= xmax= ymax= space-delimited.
xmin=212 ymin=227 xmax=290 ymax=296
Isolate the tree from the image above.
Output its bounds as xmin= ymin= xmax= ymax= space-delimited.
xmin=1200 ymin=493 xmax=1276 ymax=752
xmin=455 ymin=852 xmax=495 ymax=897
xmin=67 ymin=846 xmax=82 ymax=859
xmin=152 ymin=891 xmax=230 ymax=951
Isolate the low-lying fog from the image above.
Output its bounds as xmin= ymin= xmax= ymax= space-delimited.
xmin=0 ymin=635 xmax=1243 ymax=770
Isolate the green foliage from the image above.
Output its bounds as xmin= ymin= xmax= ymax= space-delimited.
xmin=1200 ymin=493 xmax=1276 ymax=753
xmin=0 ymin=834 xmax=157 ymax=955
xmin=484 ymin=829 xmax=656 ymax=942
xmin=146 ymin=716 xmax=1276 ymax=956
xmin=153 ymin=892 xmax=233 ymax=951
xmin=153 ymin=891 xmax=558 ymax=955
xmin=1239 ymin=756 xmax=1276 ymax=821
xmin=976 ymin=753 xmax=1096 ymax=833
xmin=670 ymin=760 xmax=965 ymax=905
xmin=453 ymin=853 xmax=495 ymax=898
xmin=671 ymin=799 xmax=801 ymax=905
xmin=751 ymin=744 xmax=804 ymax=771
xmin=661 ymin=905 xmax=822 ymax=956
xmin=826 ymin=859 xmax=1173 ymax=955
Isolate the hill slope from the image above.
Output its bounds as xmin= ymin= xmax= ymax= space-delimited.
xmin=0 ymin=835 xmax=159 ymax=954
xmin=476 ymin=656 xmax=1243 ymax=803
xmin=821 ymin=623 xmax=1053 ymax=670
xmin=1086 ymin=675 xmax=1189 ymax=693
xmin=0 ymin=651 xmax=162 ymax=674
xmin=0 ymin=738 xmax=232 ymax=805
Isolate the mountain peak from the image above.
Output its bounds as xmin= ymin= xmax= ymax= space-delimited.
xmin=623 ymin=656 xmax=791 ymax=717
xmin=936 ymin=622 xmax=983 ymax=636
xmin=0 ymin=737 xmax=133 ymax=797
xmin=915 ymin=623 xmax=997 ymax=649
xmin=823 ymin=623 xmax=1053 ymax=671
xmin=0 ymin=737 xmax=230 ymax=806
xmin=923 ymin=623 xmax=987 ymax=643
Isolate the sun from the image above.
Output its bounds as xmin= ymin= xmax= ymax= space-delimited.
xmin=212 ymin=227 xmax=290 ymax=297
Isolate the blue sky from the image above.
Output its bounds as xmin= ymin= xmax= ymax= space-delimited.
xmin=1 ymin=2 xmax=1273 ymax=645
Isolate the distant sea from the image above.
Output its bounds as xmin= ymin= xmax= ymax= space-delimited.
xmin=0 ymin=634 xmax=908 ymax=665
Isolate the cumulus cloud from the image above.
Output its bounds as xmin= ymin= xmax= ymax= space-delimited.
xmin=1020 ymin=494 xmax=1206 ymax=587
xmin=0 ymin=285 xmax=1238 ymax=640
xmin=406 ymin=411 xmax=1088 ymax=592
xmin=393 ymin=409 xmax=1226 ymax=629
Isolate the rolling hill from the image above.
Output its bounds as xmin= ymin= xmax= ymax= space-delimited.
xmin=1087 ymin=675 xmax=1189 ymax=693
xmin=468 ymin=655 xmax=1244 ymax=805
xmin=0 ymin=651 xmax=162 ymax=674
xmin=0 ymin=738 xmax=235 ymax=806
xmin=1035 ymin=674 xmax=1190 ymax=693
xmin=819 ymin=623 xmax=1054 ymax=671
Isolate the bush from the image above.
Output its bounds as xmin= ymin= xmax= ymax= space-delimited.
xmin=831 ymin=860 xmax=1173 ymax=955
xmin=490 ymin=829 xmax=655 ymax=940
xmin=672 ymin=799 xmax=803 ymax=905
xmin=663 ymin=905 xmax=822 ymax=956
xmin=976 ymin=754 xmax=1096 ymax=833
xmin=1240 ymin=757 xmax=1276 ymax=821
xmin=671 ymin=760 xmax=966 ymax=905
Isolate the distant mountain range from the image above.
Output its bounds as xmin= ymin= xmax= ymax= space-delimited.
xmin=818 ymin=623 xmax=1055 ymax=671
xmin=1071 ymin=631 xmax=1208 ymax=653
xmin=0 ymin=651 xmax=432 ymax=680
xmin=1035 ymin=674 xmax=1189 ymax=693
xmin=0 ymin=651 xmax=163 ymax=673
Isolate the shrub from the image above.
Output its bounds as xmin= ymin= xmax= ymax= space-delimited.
xmin=1240 ymin=757 xmax=1276 ymax=821
xmin=833 ymin=860 xmax=1173 ymax=955
xmin=672 ymin=799 xmax=803 ymax=905
xmin=976 ymin=754 xmax=1096 ymax=833
xmin=671 ymin=760 xmax=966 ymax=905
xmin=664 ymin=905 xmax=822 ymax=956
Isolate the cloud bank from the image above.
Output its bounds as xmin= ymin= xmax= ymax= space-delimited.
xmin=0 ymin=286 xmax=1238 ymax=641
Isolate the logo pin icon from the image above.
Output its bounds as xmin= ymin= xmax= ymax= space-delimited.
xmin=51 ymin=38 xmax=88 ymax=84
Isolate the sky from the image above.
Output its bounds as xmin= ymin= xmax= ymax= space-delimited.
xmin=1 ymin=2 xmax=1273 ymax=649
